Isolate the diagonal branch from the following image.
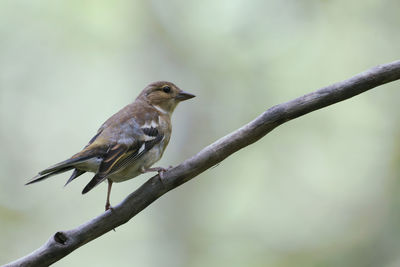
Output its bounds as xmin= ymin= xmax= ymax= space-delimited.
xmin=4 ymin=60 xmax=400 ymax=267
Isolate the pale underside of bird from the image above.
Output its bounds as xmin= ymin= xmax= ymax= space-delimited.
xmin=26 ymin=81 xmax=195 ymax=210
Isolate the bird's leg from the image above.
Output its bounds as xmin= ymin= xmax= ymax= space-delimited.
xmin=105 ymin=179 xmax=113 ymax=211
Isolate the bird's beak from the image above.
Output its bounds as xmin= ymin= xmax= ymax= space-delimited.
xmin=175 ymin=90 xmax=196 ymax=101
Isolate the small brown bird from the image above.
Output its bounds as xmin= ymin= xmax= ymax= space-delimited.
xmin=27 ymin=81 xmax=195 ymax=210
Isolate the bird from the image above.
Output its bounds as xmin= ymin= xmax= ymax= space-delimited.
xmin=26 ymin=81 xmax=195 ymax=211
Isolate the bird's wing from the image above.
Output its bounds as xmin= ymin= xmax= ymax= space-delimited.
xmin=82 ymin=123 xmax=163 ymax=194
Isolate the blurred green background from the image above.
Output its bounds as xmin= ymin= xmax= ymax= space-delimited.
xmin=1 ymin=0 xmax=400 ymax=266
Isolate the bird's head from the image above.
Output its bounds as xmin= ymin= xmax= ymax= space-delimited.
xmin=138 ymin=81 xmax=195 ymax=115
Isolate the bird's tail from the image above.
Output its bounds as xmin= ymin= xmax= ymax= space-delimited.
xmin=25 ymin=156 xmax=92 ymax=185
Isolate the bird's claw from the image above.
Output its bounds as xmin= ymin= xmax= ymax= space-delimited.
xmin=105 ymin=203 xmax=113 ymax=211
xmin=158 ymin=165 xmax=174 ymax=180
xmin=158 ymin=168 xmax=167 ymax=180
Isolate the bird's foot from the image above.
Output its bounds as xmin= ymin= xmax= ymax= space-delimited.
xmin=141 ymin=166 xmax=173 ymax=182
xmin=105 ymin=200 xmax=116 ymax=231
xmin=158 ymin=166 xmax=175 ymax=183
xmin=105 ymin=202 xmax=113 ymax=211
xmin=157 ymin=167 xmax=167 ymax=180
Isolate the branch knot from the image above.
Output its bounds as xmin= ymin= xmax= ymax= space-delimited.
xmin=54 ymin=232 xmax=67 ymax=245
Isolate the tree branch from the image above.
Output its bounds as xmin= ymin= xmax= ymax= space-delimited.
xmin=4 ymin=60 xmax=400 ymax=267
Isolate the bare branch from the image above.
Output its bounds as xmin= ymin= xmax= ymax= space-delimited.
xmin=4 ymin=60 xmax=400 ymax=267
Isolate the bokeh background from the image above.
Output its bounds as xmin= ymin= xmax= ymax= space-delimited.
xmin=1 ymin=0 xmax=400 ymax=266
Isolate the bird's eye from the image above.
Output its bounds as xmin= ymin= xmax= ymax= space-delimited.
xmin=162 ymin=86 xmax=171 ymax=93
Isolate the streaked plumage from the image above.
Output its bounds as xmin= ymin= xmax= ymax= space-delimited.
xmin=27 ymin=81 xmax=195 ymax=210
